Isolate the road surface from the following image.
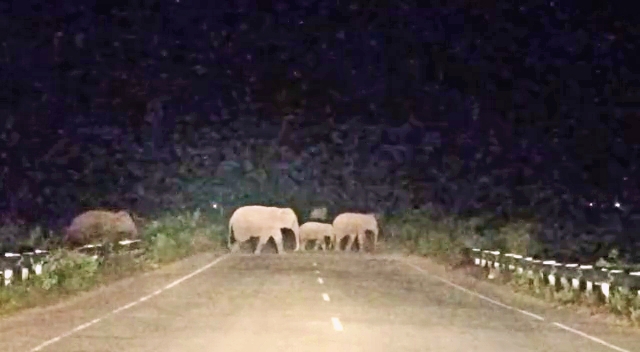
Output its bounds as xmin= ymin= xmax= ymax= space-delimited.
xmin=0 ymin=251 xmax=639 ymax=352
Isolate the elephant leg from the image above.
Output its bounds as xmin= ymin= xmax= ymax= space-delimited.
xmin=230 ymin=241 xmax=241 ymax=253
xmin=274 ymin=232 xmax=285 ymax=255
xmin=372 ymin=232 xmax=378 ymax=253
xmin=293 ymin=232 xmax=301 ymax=252
xmin=320 ymin=237 xmax=331 ymax=251
xmin=300 ymin=239 xmax=307 ymax=251
xmin=254 ymin=236 xmax=268 ymax=255
xmin=346 ymin=235 xmax=356 ymax=252
xmin=334 ymin=235 xmax=343 ymax=251
xmin=357 ymin=231 xmax=366 ymax=252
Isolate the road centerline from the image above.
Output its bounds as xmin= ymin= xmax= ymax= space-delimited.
xmin=331 ymin=317 xmax=343 ymax=332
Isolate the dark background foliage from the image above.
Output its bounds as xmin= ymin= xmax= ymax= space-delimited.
xmin=1 ymin=0 xmax=640 ymax=262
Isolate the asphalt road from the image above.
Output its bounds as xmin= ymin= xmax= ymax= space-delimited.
xmin=0 ymin=251 xmax=639 ymax=352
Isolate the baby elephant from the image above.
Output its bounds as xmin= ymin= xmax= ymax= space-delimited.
xmin=299 ymin=222 xmax=334 ymax=251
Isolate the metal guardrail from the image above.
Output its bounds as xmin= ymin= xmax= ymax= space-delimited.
xmin=0 ymin=239 xmax=143 ymax=287
xmin=470 ymin=249 xmax=640 ymax=302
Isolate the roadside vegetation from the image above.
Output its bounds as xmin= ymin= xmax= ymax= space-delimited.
xmin=0 ymin=210 xmax=227 ymax=316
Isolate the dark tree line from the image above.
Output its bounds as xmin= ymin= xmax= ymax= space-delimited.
xmin=1 ymin=0 xmax=639 ymax=261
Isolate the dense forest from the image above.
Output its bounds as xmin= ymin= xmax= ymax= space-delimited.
xmin=1 ymin=0 xmax=640 ymax=262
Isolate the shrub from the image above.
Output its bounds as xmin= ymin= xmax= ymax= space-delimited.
xmin=384 ymin=210 xmax=477 ymax=261
xmin=0 ymin=208 xmax=226 ymax=316
xmin=35 ymin=249 xmax=101 ymax=292
xmin=385 ymin=210 xmax=544 ymax=260
xmin=142 ymin=209 xmax=226 ymax=264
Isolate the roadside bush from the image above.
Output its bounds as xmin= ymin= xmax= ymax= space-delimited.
xmin=142 ymin=209 xmax=227 ymax=264
xmin=384 ymin=210 xmax=476 ymax=260
xmin=35 ymin=249 xmax=101 ymax=292
xmin=0 ymin=208 xmax=227 ymax=316
xmin=384 ymin=210 xmax=546 ymax=270
xmin=0 ymin=249 xmax=100 ymax=314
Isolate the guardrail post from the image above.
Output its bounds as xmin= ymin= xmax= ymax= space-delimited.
xmin=3 ymin=268 xmax=13 ymax=286
xmin=466 ymin=246 xmax=640 ymax=317
xmin=0 ymin=240 xmax=144 ymax=289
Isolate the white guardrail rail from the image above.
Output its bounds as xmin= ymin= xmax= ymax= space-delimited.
xmin=470 ymin=249 xmax=640 ymax=302
xmin=0 ymin=239 xmax=143 ymax=286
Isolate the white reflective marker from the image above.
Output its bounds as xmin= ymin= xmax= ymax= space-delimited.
xmin=331 ymin=317 xmax=343 ymax=331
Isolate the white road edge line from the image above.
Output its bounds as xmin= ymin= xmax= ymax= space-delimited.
xmin=29 ymin=254 xmax=231 ymax=352
xmin=404 ymin=263 xmax=544 ymax=321
xmin=317 ymin=277 xmax=324 ymax=284
xmin=552 ymin=322 xmax=631 ymax=352
xmin=403 ymin=261 xmax=631 ymax=352
xmin=331 ymin=317 xmax=343 ymax=331
xmin=322 ymin=293 xmax=331 ymax=302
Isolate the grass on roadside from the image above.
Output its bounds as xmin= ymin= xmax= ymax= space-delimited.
xmin=383 ymin=210 xmax=487 ymax=265
xmin=0 ymin=209 xmax=227 ymax=316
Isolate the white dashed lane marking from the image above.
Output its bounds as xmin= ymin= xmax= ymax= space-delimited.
xmin=309 ymin=260 xmax=343 ymax=333
xmin=331 ymin=317 xmax=343 ymax=332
